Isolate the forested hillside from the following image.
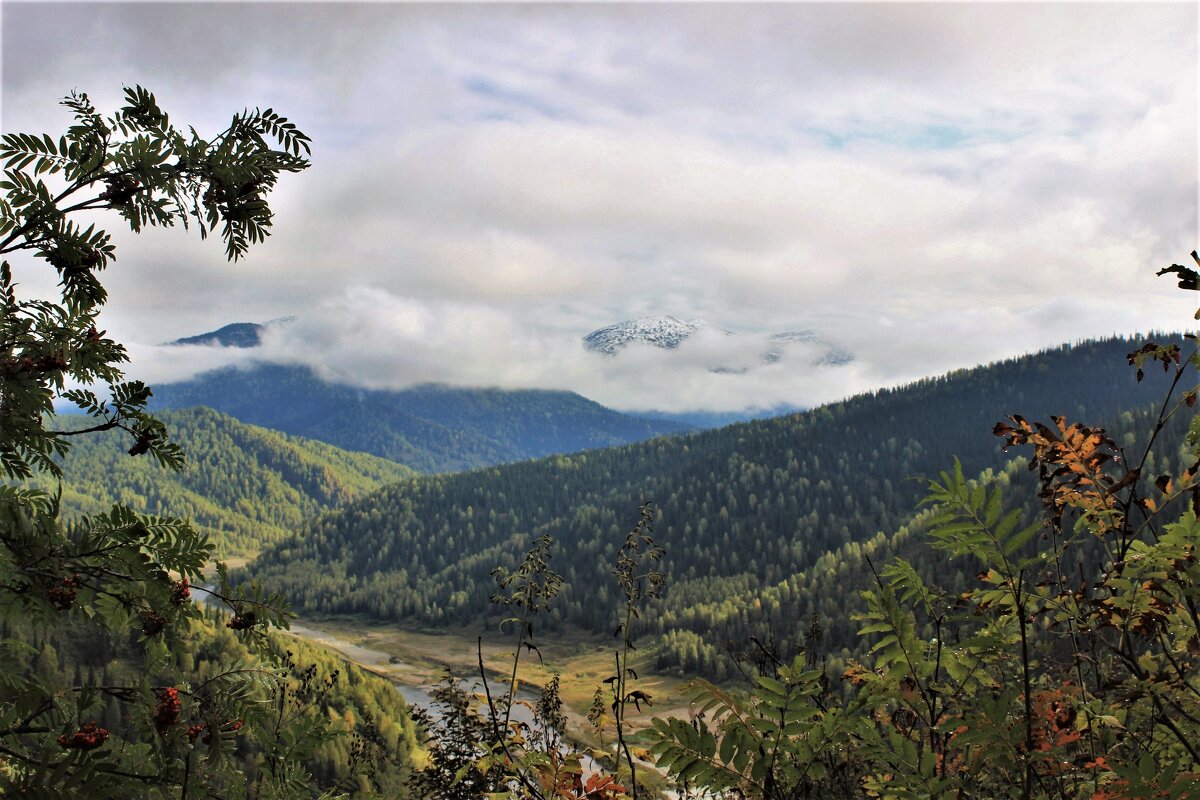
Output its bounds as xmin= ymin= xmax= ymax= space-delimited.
xmin=45 ymin=407 xmax=413 ymax=555
xmin=150 ymin=364 xmax=691 ymax=472
xmin=651 ymin=383 xmax=1195 ymax=678
xmin=5 ymin=608 xmax=418 ymax=796
xmin=244 ymin=335 xmax=1191 ymax=673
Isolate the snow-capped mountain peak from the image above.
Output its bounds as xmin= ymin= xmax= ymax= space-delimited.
xmin=766 ymin=331 xmax=854 ymax=366
xmin=584 ymin=315 xmax=708 ymax=354
xmin=585 ymin=317 xmax=854 ymax=368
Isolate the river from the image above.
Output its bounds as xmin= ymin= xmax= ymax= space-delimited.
xmin=281 ymin=618 xmax=540 ymax=722
xmin=201 ymin=593 xmax=644 ymax=788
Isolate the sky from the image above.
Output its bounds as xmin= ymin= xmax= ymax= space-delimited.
xmin=1 ymin=1 xmax=1197 ymax=414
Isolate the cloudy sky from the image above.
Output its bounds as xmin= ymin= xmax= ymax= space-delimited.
xmin=2 ymin=2 xmax=1197 ymax=413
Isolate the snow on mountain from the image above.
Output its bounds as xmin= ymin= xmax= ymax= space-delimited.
xmin=584 ymin=317 xmax=854 ymax=367
xmin=583 ymin=315 xmax=709 ymax=354
xmin=765 ymin=331 xmax=854 ymax=366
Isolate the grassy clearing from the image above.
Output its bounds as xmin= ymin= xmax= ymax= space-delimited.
xmin=299 ymin=617 xmax=695 ymax=733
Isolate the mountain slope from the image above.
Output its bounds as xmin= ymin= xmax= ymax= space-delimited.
xmin=169 ymin=322 xmax=265 ymax=347
xmin=583 ymin=315 xmax=853 ymax=367
xmin=149 ymin=363 xmax=691 ymax=472
xmin=584 ymin=315 xmax=707 ymax=353
xmin=166 ymin=317 xmax=295 ymax=347
xmin=48 ymin=407 xmax=413 ymax=555
xmin=243 ymin=335 xmax=1191 ymax=666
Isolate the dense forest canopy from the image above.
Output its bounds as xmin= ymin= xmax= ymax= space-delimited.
xmin=41 ymin=407 xmax=412 ymax=556
xmin=244 ymin=334 xmax=1193 ymax=677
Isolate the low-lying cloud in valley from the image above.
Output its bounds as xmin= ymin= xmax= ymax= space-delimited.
xmin=128 ymin=287 xmax=875 ymax=414
xmin=122 ymin=280 xmax=1137 ymax=416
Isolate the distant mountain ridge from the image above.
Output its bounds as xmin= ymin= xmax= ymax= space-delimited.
xmin=584 ymin=316 xmax=709 ymax=354
xmin=166 ymin=317 xmax=294 ymax=348
xmin=149 ymin=363 xmax=692 ymax=472
xmin=636 ymin=405 xmax=804 ymax=429
xmin=583 ymin=315 xmax=854 ymax=367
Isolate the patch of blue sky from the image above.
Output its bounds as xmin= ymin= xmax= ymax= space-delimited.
xmin=799 ymin=122 xmax=1028 ymax=151
xmin=462 ymin=75 xmax=577 ymax=122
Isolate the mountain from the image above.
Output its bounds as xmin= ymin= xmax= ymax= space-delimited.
xmin=241 ymin=334 xmax=1191 ymax=676
xmin=584 ymin=315 xmax=708 ymax=354
xmin=168 ymin=322 xmax=265 ymax=348
xmin=636 ymin=405 xmax=804 ymax=429
xmin=583 ymin=315 xmax=854 ymax=367
xmin=46 ymin=406 xmax=413 ymax=555
xmin=166 ymin=317 xmax=295 ymax=348
xmin=766 ymin=330 xmax=854 ymax=366
xmin=148 ymin=363 xmax=692 ymax=473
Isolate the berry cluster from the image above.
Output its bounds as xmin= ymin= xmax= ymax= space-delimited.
xmin=99 ymin=175 xmax=141 ymax=204
xmin=127 ymin=430 xmax=155 ymax=457
xmin=227 ymin=611 xmax=257 ymax=630
xmin=140 ymin=609 xmax=167 ymax=636
xmin=153 ymin=687 xmax=181 ymax=735
xmin=3 ymin=352 xmax=69 ymax=377
xmin=47 ymin=575 xmax=83 ymax=610
xmin=58 ymin=722 xmax=108 ymax=750
xmin=170 ymin=578 xmax=191 ymax=605
xmin=185 ymin=718 xmax=244 ymax=744
xmin=46 ymin=246 xmax=102 ymax=275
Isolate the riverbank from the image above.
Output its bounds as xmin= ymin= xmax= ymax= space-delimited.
xmin=277 ymin=616 xmax=694 ymax=737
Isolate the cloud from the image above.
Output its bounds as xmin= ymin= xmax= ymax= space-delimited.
xmin=113 ymin=284 xmax=992 ymax=415
xmin=3 ymin=2 xmax=1196 ymax=413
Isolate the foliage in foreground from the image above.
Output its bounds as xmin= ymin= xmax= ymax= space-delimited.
xmin=647 ymin=257 xmax=1200 ymax=799
xmin=3 ymin=605 xmax=417 ymax=796
xmin=413 ymin=259 xmax=1200 ymax=800
xmin=0 ymin=86 xmax=349 ymax=796
xmin=409 ymin=506 xmax=666 ymax=800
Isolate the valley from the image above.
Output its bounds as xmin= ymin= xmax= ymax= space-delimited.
xmin=55 ymin=330 xmax=1197 ymax=695
xmin=21 ymin=325 xmax=1200 ymax=797
xmin=56 ymin=333 xmax=1191 ymax=684
xmin=274 ymin=617 xmax=693 ymax=738
xmin=241 ymin=334 xmax=1189 ymax=676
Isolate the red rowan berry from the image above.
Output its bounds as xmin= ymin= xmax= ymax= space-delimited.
xmin=153 ymin=687 xmax=181 ymax=735
xmin=170 ymin=578 xmax=191 ymax=605
xmin=227 ymin=611 xmax=257 ymax=630
xmin=48 ymin=576 xmax=80 ymax=610
xmin=141 ymin=609 xmax=167 ymax=636
xmin=58 ymin=722 xmax=109 ymax=750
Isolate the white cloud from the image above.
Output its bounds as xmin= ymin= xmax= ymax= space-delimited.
xmin=127 ymin=283 xmax=877 ymax=413
xmin=3 ymin=2 xmax=1196 ymax=413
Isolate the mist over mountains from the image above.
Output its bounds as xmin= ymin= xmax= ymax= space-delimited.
xmin=582 ymin=315 xmax=854 ymax=370
xmin=147 ymin=315 xmax=857 ymax=423
xmin=165 ymin=318 xmax=294 ymax=348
